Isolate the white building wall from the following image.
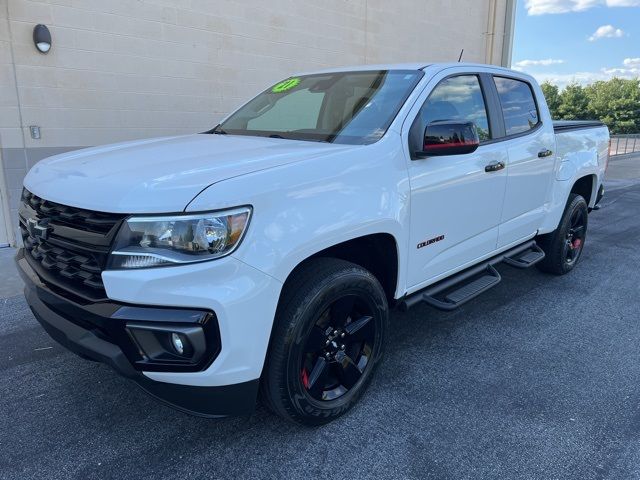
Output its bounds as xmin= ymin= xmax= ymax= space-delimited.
xmin=0 ymin=0 xmax=515 ymax=245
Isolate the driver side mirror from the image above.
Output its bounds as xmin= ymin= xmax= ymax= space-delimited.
xmin=415 ymin=121 xmax=480 ymax=158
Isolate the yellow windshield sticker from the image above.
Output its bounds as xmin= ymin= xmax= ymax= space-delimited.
xmin=272 ymin=78 xmax=301 ymax=93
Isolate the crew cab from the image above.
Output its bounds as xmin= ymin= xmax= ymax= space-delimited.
xmin=16 ymin=63 xmax=609 ymax=425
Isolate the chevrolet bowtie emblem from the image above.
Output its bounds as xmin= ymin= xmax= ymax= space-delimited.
xmin=26 ymin=218 xmax=50 ymax=240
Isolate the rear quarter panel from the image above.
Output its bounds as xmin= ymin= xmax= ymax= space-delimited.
xmin=538 ymin=126 xmax=609 ymax=234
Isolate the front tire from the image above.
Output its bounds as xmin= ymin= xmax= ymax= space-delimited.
xmin=261 ymin=258 xmax=389 ymax=426
xmin=536 ymin=193 xmax=589 ymax=275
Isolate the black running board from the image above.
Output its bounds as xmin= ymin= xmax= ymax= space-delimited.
xmin=420 ymin=265 xmax=501 ymax=311
xmin=399 ymin=240 xmax=540 ymax=312
xmin=503 ymin=243 xmax=545 ymax=269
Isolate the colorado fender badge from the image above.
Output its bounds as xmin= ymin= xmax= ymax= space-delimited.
xmin=417 ymin=234 xmax=445 ymax=249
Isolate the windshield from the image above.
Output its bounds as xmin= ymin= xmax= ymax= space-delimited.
xmin=211 ymin=70 xmax=424 ymax=145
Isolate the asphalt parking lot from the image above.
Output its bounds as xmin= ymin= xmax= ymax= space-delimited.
xmin=1 ymin=154 xmax=640 ymax=480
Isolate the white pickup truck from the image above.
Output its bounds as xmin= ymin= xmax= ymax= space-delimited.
xmin=17 ymin=63 xmax=608 ymax=425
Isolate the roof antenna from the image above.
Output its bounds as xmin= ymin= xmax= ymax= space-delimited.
xmin=458 ymin=49 xmax=464 ymax=62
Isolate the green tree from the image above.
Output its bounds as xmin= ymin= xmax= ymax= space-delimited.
xmin=557 ymin=83 xmax=590 ymax=120
xmin=541 ymin=77 xmax=640 ymax=134
xmin=584 ymin=78 xmax=640 ymax=134
xmin=540 ymin=81 xmax=561 ymax=118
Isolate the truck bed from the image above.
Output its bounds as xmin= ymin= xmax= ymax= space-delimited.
xmin=553 ymin=120 xmax=605 ymax=133
xmin=553 ymin=120 xmax=609 ymax=198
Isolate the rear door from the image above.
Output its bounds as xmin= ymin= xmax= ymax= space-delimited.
xmin=490 ymin=75 xmax=556 ymax=248
xmin=403 ymin=69 xmax=508 ymax=290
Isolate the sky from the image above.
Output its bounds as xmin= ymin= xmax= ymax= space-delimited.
xmin=511 ymin=0 xmax=640 ymax=88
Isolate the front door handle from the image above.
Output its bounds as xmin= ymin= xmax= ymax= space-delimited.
xmin=485 ymin=161 xmax=505 ymax=173
xmin=538 ymin=149 xmax=553 ymax=158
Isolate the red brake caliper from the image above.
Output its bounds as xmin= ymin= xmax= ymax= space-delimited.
xmin=301 ymin=368 xmax=309 ymax=389
xmin=572 ymin=238 xmax=582 ymax=249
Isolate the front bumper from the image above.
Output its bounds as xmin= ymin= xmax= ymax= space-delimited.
xmin=16 ymin=249 xmax=260 ymax=417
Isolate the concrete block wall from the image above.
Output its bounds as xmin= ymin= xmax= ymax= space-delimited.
xmin=0 ymin=0 xmax=514 ymax=245
xmin=1 ymin=1 xmax=24 ymax=244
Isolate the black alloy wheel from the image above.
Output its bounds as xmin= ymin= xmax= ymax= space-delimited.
xmin=261 ymin=258 xmax=388 ymax=426
xmin=564 ymin=206 xmax=586 ymax=266
xmin=300 ymin=294 xmax=376 ymax=401
xmin=536 ymin=193 xmax=589 ymax=275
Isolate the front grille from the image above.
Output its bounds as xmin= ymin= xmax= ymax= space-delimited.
xmin=22 ymin=190 xmax=121 ymax=234
xmin=19 ymin=190 xmax=126 ymax=301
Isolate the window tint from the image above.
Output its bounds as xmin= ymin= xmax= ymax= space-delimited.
xmin=410 ymin=75 xmax=491 ymax=151
xmin=493 ymin=77 xmax=540 ymax=136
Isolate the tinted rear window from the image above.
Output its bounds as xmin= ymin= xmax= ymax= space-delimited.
xmin=493 ymin=77 xmax=540 ymax=136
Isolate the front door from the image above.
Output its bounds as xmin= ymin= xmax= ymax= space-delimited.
xmin=404 ymin=72 xmax=508 ymax=290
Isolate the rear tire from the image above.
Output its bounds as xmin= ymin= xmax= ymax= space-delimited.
xmin=261 ymin=258 xmax=388 ymax=426
xmin=536 ymin=193 xmax=588 ymax=275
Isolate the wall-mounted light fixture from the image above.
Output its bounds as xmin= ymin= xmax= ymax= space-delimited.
xmin=33 ymin=24 xmax=51 ymax=54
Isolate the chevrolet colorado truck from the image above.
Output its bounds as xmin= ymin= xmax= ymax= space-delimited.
xmin=17 ymin=63 xmax=609 ymax=425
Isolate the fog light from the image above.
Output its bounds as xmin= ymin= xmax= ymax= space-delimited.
xmin=171 ymin=333 xmax=185 ymax=355
xmin=126 ymin=322 xmax=208 ymax=366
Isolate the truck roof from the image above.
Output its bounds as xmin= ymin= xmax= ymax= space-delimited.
xmin=294 ymin=62 xmax=518 ymax=76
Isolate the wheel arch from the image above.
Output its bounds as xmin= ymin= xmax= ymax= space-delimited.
xmin=259 ymin=233 xmax=400 ymax=386
xmin=570 ymin=174 xmax=597 ymax=207
xmin=279 ymin=233 xmax=400 ymax=307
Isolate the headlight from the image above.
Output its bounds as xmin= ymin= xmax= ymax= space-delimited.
xmin=108 ymin=207 xmax=252 ymax=269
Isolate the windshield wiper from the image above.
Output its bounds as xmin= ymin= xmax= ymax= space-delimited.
xmin=265 ymin=132 xmax=335 ymax=143
xmin=204 ymin=124 xmax=227 ymax=135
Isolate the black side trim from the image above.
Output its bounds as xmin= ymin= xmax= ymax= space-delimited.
xmin=553 ymin=120 xmax=605 ymax=133
xmin=479 ymin=72 xmax=505 ymax=140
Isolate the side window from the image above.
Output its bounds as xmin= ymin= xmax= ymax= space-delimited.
xmin=493 ymin=77 xmax=540 ymax=136
xmin=410 ymin=75 xmax=491 ymax=153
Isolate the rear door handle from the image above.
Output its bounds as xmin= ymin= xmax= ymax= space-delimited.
xmin=485 ymin=161 xmax=505 ymax=173
xmin=538 ymin=149 xmax=553 ymax=158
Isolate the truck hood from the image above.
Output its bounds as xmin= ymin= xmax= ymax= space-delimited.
xmin=24 ymin=134 xmax=355 ymax=213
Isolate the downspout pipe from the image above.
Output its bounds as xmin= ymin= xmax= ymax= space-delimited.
xmin=485 ymin=0 xmax=498 ymax=64
xmin=501 ymin=0 xmax=517 ymax=67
